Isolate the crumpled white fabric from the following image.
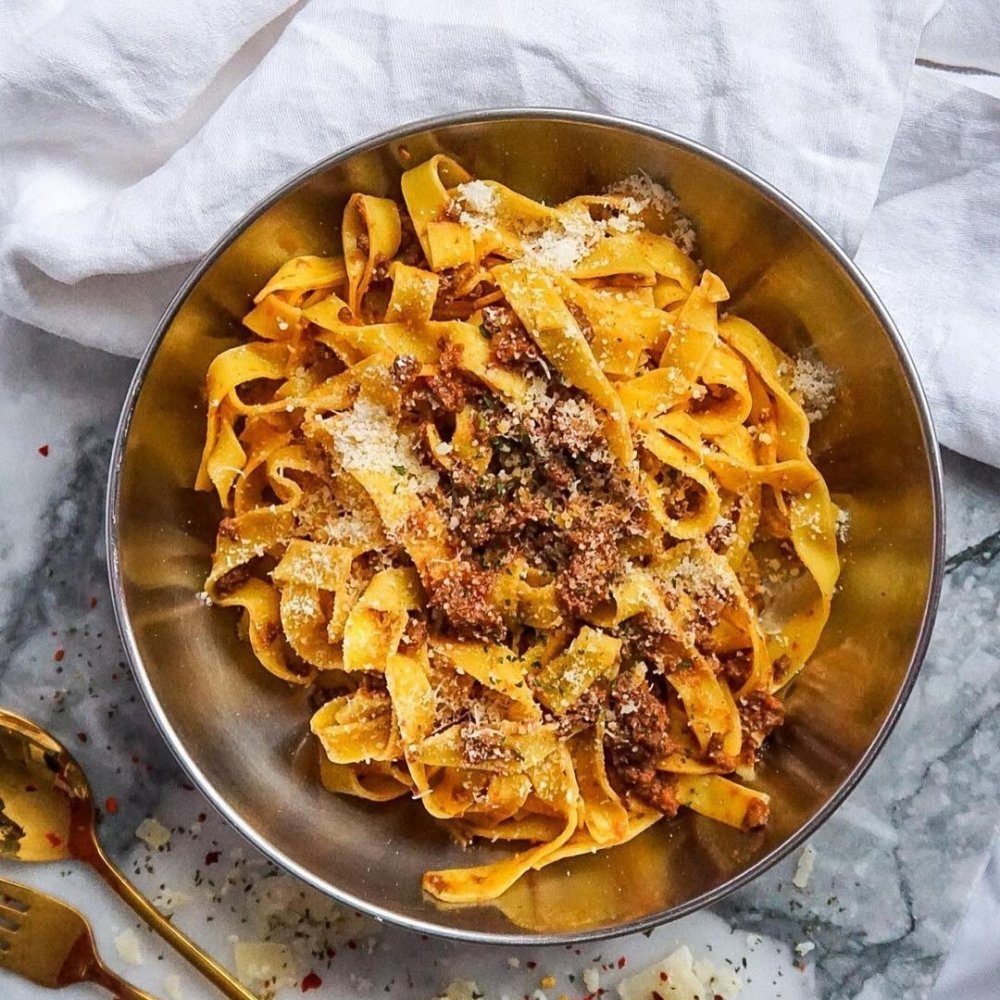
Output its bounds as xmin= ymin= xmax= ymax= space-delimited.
xmin=1 ymin=0 xmax=932 ymax=350
xmin=1 ymin=0 xmax=999 ymax=471
xmin=856 ymin=65 xmax=1000 ymax=468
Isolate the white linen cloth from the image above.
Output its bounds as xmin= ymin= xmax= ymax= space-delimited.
xmin=0 ymin=2 xmax=934 ymax=339
xmin=7 ymin=0 xmax=1000 ymax=470
xmin=5 ymin=2 xmax=1000 ymax=470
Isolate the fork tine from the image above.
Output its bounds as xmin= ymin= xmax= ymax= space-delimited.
xmin=0 ymin=880 xmax=31 ymax=910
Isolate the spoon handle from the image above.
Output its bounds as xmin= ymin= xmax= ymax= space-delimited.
xmin=87 ymin=840 xmax=259 ymax=1000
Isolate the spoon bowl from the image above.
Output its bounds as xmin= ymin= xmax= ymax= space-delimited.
xmin=0 ymin=709 xmax=91 ymax=865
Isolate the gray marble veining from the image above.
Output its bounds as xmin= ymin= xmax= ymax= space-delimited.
xmin=0 ymin=316 xmax=998 ymax=1000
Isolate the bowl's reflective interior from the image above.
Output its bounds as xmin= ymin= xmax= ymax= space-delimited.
xmin=113 ymin=117 xmax=938 ymax=939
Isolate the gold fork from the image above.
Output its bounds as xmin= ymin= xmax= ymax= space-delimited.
xmin=0 ymin=876 xmax=158 ymax=999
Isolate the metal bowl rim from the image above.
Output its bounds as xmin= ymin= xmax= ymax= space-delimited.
xmin=106 ymin=106 xmax=946 ymax=946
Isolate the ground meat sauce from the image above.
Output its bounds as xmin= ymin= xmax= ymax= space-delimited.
xmin=557 ymin=503 xmax=626 ymax=619
xmin=433 ymin=264 xmax=485 ymax=320
xmin=718 ymin=648 xmax=753 ymax=689
xmin=617 ymin=612 xmax=688 ymax=675
xmin=425 ymin=560 xmax=505 ymax=642
xmin=738 ymin=690 xmax=785 ymax=747
xmin=604 ymin=668 xmax=679 ymax=815
xmin=482 ymin=304 xmax=541 ymax=369
xmin=394 ymin=208 xmax=426 ymax=267
xmin=554 ymin=683 xmax=608 ymax=738
xmin=376 ymin=283 xmax=788 ymax=823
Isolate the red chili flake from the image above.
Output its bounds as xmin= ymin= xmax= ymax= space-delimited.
xmin=659 ymin=972 xmax=669 ymax=982
xmin=45 ymin=831 xmax=63 ymax=847
xmin=197 ymin=813 xmax=207 ymax=823
xmin=53 ymin=649 xmax=65 ymax=662
xmin=131 ymin=756 xmax=140 ymax=764
xmin=617 ymin=957 xmax=626 ymax=969
xmin=24 ymin=784 xmax=37 ymax=793
xmin=181 ymin=782 xmax=195 ymax=791
xmin=526 ymin=961 xmax=537 ymax=970
xmin=77 ymin=732 xmax=88 ymax=743
xmin=105 ymin=797 xmax=118 ymax=814
xmin=89 ymin=596 xmax=98 ymax=609
xmin=205 ymin=851 xmax=221 ymax=866
xmin=325 ymin=947 xmax=336 ymax=959
xmin=301 ymin=972 xmax=322 ymax=992
xmin=652 ymin=992 xmax=665 ymax=1000
xmin=38 ymin=445 xmax=49 ymax=456
xmin=347 ymin=939 xmax=357 ymax=950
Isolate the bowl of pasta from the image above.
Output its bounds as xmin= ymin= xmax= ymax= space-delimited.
xmin=108 ymin=110 xmax=944 ymax=943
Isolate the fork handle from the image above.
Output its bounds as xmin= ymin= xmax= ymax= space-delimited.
xmin=86 ymin=840 xmax=259 ymax=1000
xmin=90 ymin=960 xmax=160 ymax=1000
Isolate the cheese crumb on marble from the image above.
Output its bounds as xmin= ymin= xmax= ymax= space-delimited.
xmin=233 ymin=941 xmax=297 ymax=994
xmin=136 ymin=817 xmax=171 ymax=851
xmin=152 ymin=889 xmax=190 ymax=915
xmin=794 ymin=940 xmax=816 ymax=957
xmin=793 ymin=844 xmax=817 ymax=889
xmin=114 ymin=928 xmax=144 ymax=967
xmin=582 ymin=966 xmax=600 ymax=993
xmin=433 ymin=981 xmax=484 ymax=1000
xmin=617 ymin=945 xmax=743 ymax=1000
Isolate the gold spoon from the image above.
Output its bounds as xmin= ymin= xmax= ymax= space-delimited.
xmin=0 ymin=708 xmax=258 ymax=999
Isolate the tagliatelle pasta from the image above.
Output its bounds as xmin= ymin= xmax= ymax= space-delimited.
xmin=196 ymin=156 xmax=842 ymax=904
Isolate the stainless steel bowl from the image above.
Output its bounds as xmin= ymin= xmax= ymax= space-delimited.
xmin=107 ymin=110 xmax=944 ymax=944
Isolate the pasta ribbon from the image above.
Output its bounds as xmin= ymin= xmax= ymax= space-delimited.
xmin=196 ymin=155 xmax=842 ymax=910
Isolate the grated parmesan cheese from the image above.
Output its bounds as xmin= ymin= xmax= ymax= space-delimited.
xmin=618 ymin=945 xmax=743 ymax=1000
xmin=136 ymin=817 xmax=171 ymax=851
xmin=582 ymin=966 xmax=600 ymax=993
xmin=795 ymin=940 xmax=816 ymax=957
xmin=606 ymin=171 xmax=679 ymax=216
xmin=456 ymin=180 xmax=499 ymax=238
xmin=793 ymin=843 xmax=817 ymax=889
xmin=605 ymin=171 xmax=696 ymax=253
xmin=788 ymin=356 xmax=837 ymax=423
xmin=836 ymin=507 xmax=851 ymax=543
xmin=326 ymin=398 xmax=439 ymax=497
xmin=519 ymin=208 xmax=604 ymax=272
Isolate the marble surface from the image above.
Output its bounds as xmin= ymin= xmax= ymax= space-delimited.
xmin=1 ymin=314 xmax=998 ymax=1000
